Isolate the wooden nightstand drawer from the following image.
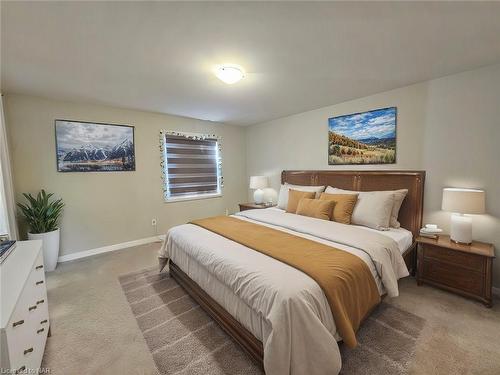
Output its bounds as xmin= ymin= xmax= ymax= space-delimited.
xmin=423 ymin=244 xmax=484 ymax=271
xmin=421 ymin=259 xmax=483 ymax=296
xmin=417 ymin=235 xmax=494 ymax=307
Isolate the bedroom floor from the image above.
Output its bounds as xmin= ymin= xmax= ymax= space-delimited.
xmin=42 ymin=242 xmax=500 ymax=375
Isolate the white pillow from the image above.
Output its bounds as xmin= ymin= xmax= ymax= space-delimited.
xmin=325 ymin=187 xmax=394 ymax=230
xmin=325 ymin=187 xmax=407 ymax=228
xmin=389 ymin=189 xmax=408 ymax=228
xmin=277 ymin=184 xmax=325 ymax=209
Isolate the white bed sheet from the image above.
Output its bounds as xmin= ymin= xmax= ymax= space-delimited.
xmin=171 ymin=246 xmax=270 ymax=341
xmin=164 ymin=225 xmax=412 ymax=345
xmin=359 ymin=226 xmax=413 ymax=254
xmin=160 ymin=208 xmax=410 ymax=375
xmin=269 ymin=207 xmax=413 ymax=254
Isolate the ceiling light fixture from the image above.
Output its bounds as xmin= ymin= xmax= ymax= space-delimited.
xmin=215 ymin=65 xmax=244 ymax=84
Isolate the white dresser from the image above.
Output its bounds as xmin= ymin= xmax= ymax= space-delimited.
xmin=0 ymin=240 xmax=50 ymax=373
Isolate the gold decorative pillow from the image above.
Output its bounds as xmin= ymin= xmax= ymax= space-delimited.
xmin=286 ymin=189 xmax=316 ymax=213
xmin=319 ymin=193 xmax=358 ymax=224
xmin=296 ymin=198 xmax=335 ymax=220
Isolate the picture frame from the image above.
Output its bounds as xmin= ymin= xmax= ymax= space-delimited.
xmin=55 ymin=119 xmax=136 ymax=172
xmin=328 ymin=107 xmax=397 ymax=165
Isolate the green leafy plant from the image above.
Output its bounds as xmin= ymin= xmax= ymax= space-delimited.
xmin=17 ymin=190 xmax=64 ymax=234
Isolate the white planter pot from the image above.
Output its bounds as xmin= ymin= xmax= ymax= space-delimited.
xmin=28 ymin=228 xmax=60 ymax=272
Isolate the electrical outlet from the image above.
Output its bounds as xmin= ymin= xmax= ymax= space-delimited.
xmin=151 ymin=218 xmax=157 ymax=226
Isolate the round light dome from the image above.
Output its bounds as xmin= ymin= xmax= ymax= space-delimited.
xmin=215 ymin=65 xmax=244 ymax=84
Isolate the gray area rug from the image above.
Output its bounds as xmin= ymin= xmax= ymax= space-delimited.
xmin=119 ymin=267 xmax=425 ymax=375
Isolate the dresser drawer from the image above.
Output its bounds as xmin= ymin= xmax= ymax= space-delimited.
xmin=423 ymin=244 xmax=484 ymax=271
xmin=32 ymin=250 xmax=45 ymax=274
xmin=6 ymin=297 xmax=43 ymax=371
xmin=5 ymin=320 xmax=32 ymax=371
xmin=5 ymin=250 xmax=49 ymax=372
xmin=8 ymin=341 xmax=41 ymax=375
xmin=6 ymin=315 xmax=48 ymax=371
xmin=31 ymin=251 xmax=47 ymax=295
xmin=422 ymin=259 xmax=484 ymax=296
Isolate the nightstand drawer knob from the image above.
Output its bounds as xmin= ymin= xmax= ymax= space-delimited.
xmin=37 ymin=299 xmax=45 ymax=305
xmin=13 ymin=319 xmax=24 ymax=327
xmin=40 ymin=319 xmax=48 ymax=324
xmin=28 ymin=305 xmax=37 ymax=311
xmin=36 ymin=280 xmax=44 ymax=285
xmin=35 ymin=265 xmax=43 ymax=270
xmin=37 ymin=328 xmax=45 ymax=334
xmin=16 ymin=366 xmax=26 ymax=374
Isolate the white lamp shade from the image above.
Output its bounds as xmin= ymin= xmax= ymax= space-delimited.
xmin=442 ymin=188 xmax=485 ymax=214
xmin=249 ymin=176 xmax=268 ymax=190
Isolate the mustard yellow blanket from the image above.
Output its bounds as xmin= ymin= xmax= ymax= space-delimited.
xmin=190 ymin=215 xmax=380 ymax=348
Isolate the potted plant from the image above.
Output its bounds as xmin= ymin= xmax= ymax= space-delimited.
xmin=17 ymin=190 xmax=64 ymax=272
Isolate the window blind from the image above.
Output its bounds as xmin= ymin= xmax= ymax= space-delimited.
xmin=164 ymin=134 xmax=221 ymax=199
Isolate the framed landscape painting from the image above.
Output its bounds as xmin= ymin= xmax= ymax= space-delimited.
xmin=328 ymin=107 xmax=396 ymax=165
xmin=55 ymin=120 xmax=135 ymax=172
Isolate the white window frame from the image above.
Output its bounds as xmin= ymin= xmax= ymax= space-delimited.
xmin=160 ymin=130 xmax=223 ymax=203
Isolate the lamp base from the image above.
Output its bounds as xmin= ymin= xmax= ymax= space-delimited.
xmin=450 ymin=213 xmax=472 ymax=245
xmin=253 ymin=189 xmax=264 ymax=204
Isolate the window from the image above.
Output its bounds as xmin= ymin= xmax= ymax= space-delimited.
xmin=161 ymin=131 xmax=223 ymax=202
xmin=0 ymin=96 xmax=16 ymax=239
xmin=0 ymin=164 xmax=9 ymax=236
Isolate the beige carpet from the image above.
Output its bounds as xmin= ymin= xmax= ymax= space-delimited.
xmin=42 ymin=242 xmax=500 ymax=374
xmin=119 ymin=267 xmax=425 ymax=375
xmin=340 ymin=303 xmax=424 ymax=374
xmin=119 ymin=267 xmax=262 ymax=375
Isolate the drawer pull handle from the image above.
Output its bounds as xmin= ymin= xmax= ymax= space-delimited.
xmin=37 ymin=328 xmax=45 ymax=334
xmin=16 ymin=366 xmax=26 ymax=374
xmin=40 ymin=319 xmax=48 ymax=324
xmin=36 ymin=265 xmax=43 ymax=270
xmin=24 ymin=347 xmax=33 ymax=355
xmin=13 ymin=319 xmax=25 ymax=327
xmin=36 ymin=280 xmax=44 ymax=285
xmin=37 ymin=299 xmax=45 ymax=305
xmin=28 ymin=305 xmax=37 ymax=311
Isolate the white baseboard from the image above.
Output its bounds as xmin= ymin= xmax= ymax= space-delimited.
xmin=493 ymin=287 xmax=500 ymax=298
xmin=58 ymin=235 xmax=166 ymax=263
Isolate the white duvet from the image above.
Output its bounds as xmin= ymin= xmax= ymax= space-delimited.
xmin=159 ymin=208 xmax=409 ymax=375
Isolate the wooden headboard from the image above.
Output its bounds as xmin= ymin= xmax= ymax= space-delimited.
xmin=281 ymin=170 xmax=425 ymax=238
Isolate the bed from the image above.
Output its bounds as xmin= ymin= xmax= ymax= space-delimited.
xmin=160 ymin=170 xmax=425 ymax=374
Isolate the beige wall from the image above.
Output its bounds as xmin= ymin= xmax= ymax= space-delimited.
xmin=245 ymin=63 xmax=500 ymax=287
xmin=245 ymin=81 xmax=427 ymax=186
xmin=5 ymin=94 xmax=247 ymax=256
xmin=420 ymin=64 xmax=500 ymax=288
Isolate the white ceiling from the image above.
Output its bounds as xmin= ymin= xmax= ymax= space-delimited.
xmin=2 ymin=2 xmax=500 ymax=126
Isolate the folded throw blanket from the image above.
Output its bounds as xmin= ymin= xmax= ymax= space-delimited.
xmin=191 ymin=215 xmax=380 ymax=348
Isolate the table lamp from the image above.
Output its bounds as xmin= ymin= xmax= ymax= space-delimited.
xmin=249 ymin=176 xmax=268 ymax=204
xmin=442 ymin=188 xmax=485 ymax=244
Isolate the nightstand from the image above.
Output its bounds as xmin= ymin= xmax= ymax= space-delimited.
xmin=416 ymin=235 xmax=495 ymax=307
xmin=239 ymin=202 xmax=276 ymax=212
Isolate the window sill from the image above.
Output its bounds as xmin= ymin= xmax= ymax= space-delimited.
xmin=164 ymin=193 xmax=223 ymax=203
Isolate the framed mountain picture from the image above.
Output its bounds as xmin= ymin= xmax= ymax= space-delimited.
xmin=55 ymin=120 xmax=135 ymax=172
xmin=328 ymin=107 xmax=396 ymax=165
